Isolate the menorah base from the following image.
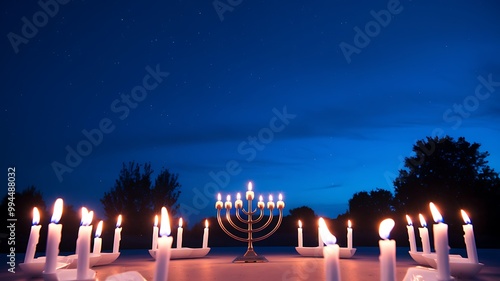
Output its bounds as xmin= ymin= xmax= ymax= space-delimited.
xmin=232 ymin=249 xmax=268 ymax=263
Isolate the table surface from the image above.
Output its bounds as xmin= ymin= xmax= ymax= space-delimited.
xmin=3 ymin=247 xmax=500 ymax=281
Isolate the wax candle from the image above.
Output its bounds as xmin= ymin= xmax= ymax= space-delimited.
xmin=318 ymin=219 xmax=323 ymax=248
xmin=215 ymin=193 xmax=223 ymax=210
xmin=235 ymin=193 xmax=243 ymax=209
xmin=430 ymin=202 xmax=451 ymax=281
xmin=319 ymin=218 xmax=341 ymax=281
xmin=418 ymin=214 xmax=431 ymax=253
xmin=267 ymin=195 xmax=275 ymax=210
xmin=153 ymin=207 xmax=173 ymax=281
xmin=257 ymin=195 xmax=265 ymax=209
xmin=379 ymin=218 xmax=396 ymax=281
xmin=461 ymin=210 xmax=478 ymax=263
xmin=176 ymin=218 xmax=183 ymax=249
xmin=44 ymin=198 xmax=63 ymax=274
xmin=406 ymin=215 xmax=417 ymax=253
xmin=245 ymin=181 xmax=254 ymax=200
xmin=277 ymin=194 xmax=285 ymax=210
xmin=202 ymin=220 xmax=209 ymax=248
xmin=24 ymin=207 xmax=41 ymax=263
xmin=298 ymin=220 xmax=303 ymax=248
xmin=225 ymin=195 xmax=232 ymax=209
xmin=76 ymin=208 xmax=93 ymax=280
xmin=347 ymin=220 xmax=353 ymax=249
xmin=93 ymin=220 xmax=103 ymax=254
xmin=113 ymin=215 xmax=122 ymax=253
xmin=152 ymin=215 xmax=159 ymax=250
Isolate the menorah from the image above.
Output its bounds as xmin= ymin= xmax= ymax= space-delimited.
xmin=215 ymin=182 xmax=284 ymax=263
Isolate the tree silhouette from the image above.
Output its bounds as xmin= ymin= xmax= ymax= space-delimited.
xmin=288 ymin=206 xmax=316 ymax=222
xmin=151 ymin=168 xmax=181 ymax=216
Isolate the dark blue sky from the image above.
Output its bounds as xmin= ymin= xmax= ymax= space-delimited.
xmin=2 ymin=0 xmax=500 ymax=226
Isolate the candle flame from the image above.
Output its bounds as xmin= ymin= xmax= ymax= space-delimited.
xmin=298 ymin=220 xmax=302 ymax=228
xmin=419 ymin=214 xmax=427 ymax=227
xmin=406 ymin=215 xmax=413 ymax=226
xmin=379 ymin=218 xmax=395 ymax=240
xmin=80 ymin=207 xmax=93 ymax=226
xmin=429 ymin=202 xmax=443 ymax=223
xmin=269 ymin=195 xmax=273 ymax=202
xmin=205 ymin=219 xmax=209 ymax=228
xmin=179 ymin=217 xmax=183 ymax=228
xmin=318 ymin=218 xmax=337 ymax=245
xmin=95 ymin=220 xmax=103 ymax=238
xmin=32 ymin=207 xmax=40 ymax=225
xmin=154 ymin=215 xmax=158 ymax=227
xmin=217 ymin=193 xmax=221 ymax=201
xmin=237 ymin=193 xmax=241 ymax=200
xmin=116 ymin=214 xmax=122 ymax=228
xmin=348 ymin=220 xmax=352 ymax=228
xmin=461 ymin=210 xmax=471 ymax=224
xmin=226 ymin=195 xmax=231 ymax=201
xmin=279 ymin=193 xmax=283 ymax=201
xmin=259 ymin=195 xmax=263 ymax=202
xmin=248 ymin=181 xmax=253 ymax=191
xmin=159 ymin=207 xmax=171 ymax=237
xmin=51 ymin=198 xmax=63 ymax=224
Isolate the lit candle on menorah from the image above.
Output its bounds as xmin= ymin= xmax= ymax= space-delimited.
xmin=215 ymin=181 xmax=284 ymax=263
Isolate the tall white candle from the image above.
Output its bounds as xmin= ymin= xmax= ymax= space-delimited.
xmin=418 ymin=214 xmax=431 ymax=253
xmin=93 ymin=220 xmax=103 ymax=254
xmin=406 ymin=215 xmax=417 ymax=253
xmin=24 ymin=207 xmax=41 ymax=263
xmin=44 ymin=198 xmax=63 ymax=274
xmin=461 ymin=210 xmax=478 ymax=263
xmin=153 ymin=207 xmax=172 ymax=281
xmin=202 ymin=220 xmax=209 ymax=248
xmin=245 ymin=181 xmax=254 ymax=200
xmin=347 ymin=220 xmax=353 ymax=249
xmin=379 ymin=218 xmax=396 ymax=281
xmin=319 ymin=218 xmax=341 ymax=281
xmin=298 ymin=220 xmax=303 ymax=248
xmin=76 ymin=208 xmax=93 ymax=280
xmin=152 ymin=215 xmax=159 ymax=250
xmin=113 ymin=215 xmax=122 ymax=253
xmin=318 ymin=220 xmax=323 ymax=248
xmin=430 ymin=202 xmax=452 ymax=281
xmin=176 ymin=218 xmax=183 ymax=248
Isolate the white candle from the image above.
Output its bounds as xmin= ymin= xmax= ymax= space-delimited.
xmin=24 ymin=207 xmax=41 ymax=263
xmin=93 ymin=220 xmax=103 ymax=254
xmin=461 ymin=210 xmax=478 ymax=263
xmin=176 ymin=218 xmax=183 ymax=249
xmin=44 ymin=198 xmax=63 ymax=274
xmin=347 ymin=220 xmax=353 ymax=249
xmin=76 ymin=208 xmax=93 ymax=280
xmin=430 ymin=202 xmax=451 ymax=281
xmin=257 ymin=195 xmax=265 ymax=209
xmin=418 ymin=214 xmax=431 ymax=254
xmin=298 ymin=220 xmax=303 ymax=248
xmin=113 ymin=215 xmax=122 ymax=253
xmin=318 ymin=219 xmax=323 ymax=248
xmin=379 ymin=218 xmax=396 ymax=281
xmin=202 ymin=220 xmax=209 ymax=248
xmin=235 ymin=193 xmax=243 ymax=209
xmin=406 ymin=215 xmax=417 ymax=253
xmin=267 ymin=195 xmax=275 ymax=210
xmin=215 ymin=193 xmax=223 ymax=210
xmin=245 ymin=181 xmax=254 ymax=200
xmin=277 ymin=194 xmax=285 ymax=210
xmin=152 ymin=215 xmax=159 ymax=250
xmin=319 ymin=218 xmax=341 ymax=281
xmin=225 ymin=195 xmax=232 ymax=209
xmin=153 ymin=207 xmax=173 ymax=281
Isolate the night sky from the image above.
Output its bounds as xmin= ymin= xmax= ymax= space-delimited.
xmin=2 ymin=0 xmax=500 ymax=226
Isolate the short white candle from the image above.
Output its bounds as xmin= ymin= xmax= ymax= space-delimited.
xmin=319 ymin=218 xmax=341 ymax=281
xmin=430 ymin=202 xmax=452 ymax=281
xmin=202 ymin=220 xmax=209 ymax=248
xmin=298 ymin=220 xmax=303 ymax=247
xmin=176 ymin=218 xmax=183 ymax=249
xmin=225 ymin=195 xmax=232 ymax=209
xmin=347 ymin=220 xmax=353 ymax=249
xmin=277 ymin=194 xmax=285 ymax=210
xmin=461 ymin=210 xmax=478 ymax=263
xmin=44 ymin=198 xmax=63 ymax=274
xmin=93 ymin=220 xmax=103 ymax=254
xmin=152 ymin=215 xmax=159 ymax=250
xmin=245 ymin=181 xmax=254 ymax=200
xmin=215 ymin=193 xmax=223 ymax=210
xmin=113 ymin=215 xmax=122 ymax=253
xmin=257 ymin=195 xmax=265 ymax=209
xmin=267 ymin=195 xmax=275 ymax=210
xmin=24 ymin=207 xmax=41 ymax=263
xmin=153 ymin=207 xmax=173 ymax=281
xmin=406 ymin=215 xmax=417 ymax=253
xmin=235 ymin=193 xmax=243 ymax=209
xmin=76 ymin=208 xmax=93 ymax=280
xmin=379 ymin=218 xmax=396 ymax=281
xmin=418 ymin=214 xmax=431 ymax=254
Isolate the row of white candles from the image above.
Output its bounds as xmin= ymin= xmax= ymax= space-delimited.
xmin=297 ymin=219 xmax=353 ymax=249
xmin=151 ymin=216 xmax=210 ymax=249
xmin=214 ymin=182 xmax=285 ymax=210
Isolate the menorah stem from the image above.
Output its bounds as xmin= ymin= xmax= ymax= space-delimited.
xmin=247 ymin=198 xmax=253 ymax=252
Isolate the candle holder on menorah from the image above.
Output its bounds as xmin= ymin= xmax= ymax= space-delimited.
xmin=215 ymin=182 xmax=284 ymax=263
